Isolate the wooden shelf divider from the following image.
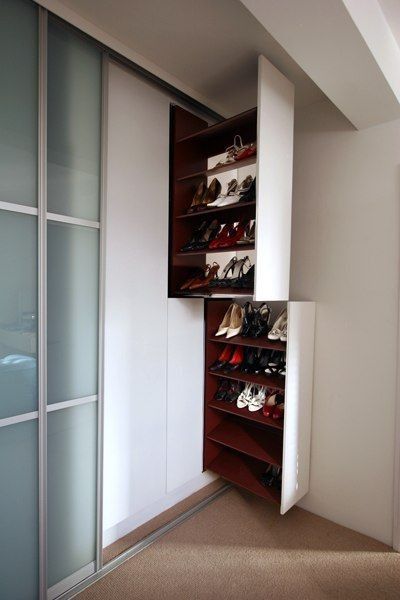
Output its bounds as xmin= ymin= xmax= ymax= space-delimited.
xmin=208 ymin=400 xmax=284 ymax=432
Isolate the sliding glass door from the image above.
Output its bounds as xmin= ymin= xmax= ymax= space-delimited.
xmin=0 ymin=3 xmax=104 ymax=598
xmin=46 ymin=16 xmax=102 ymax=597
xmin=0 ymin=1 xmax=39 ymax=598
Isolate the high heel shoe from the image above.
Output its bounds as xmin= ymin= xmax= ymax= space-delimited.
xmin=217 ymin=220 xmax=247 ymax=248
xmin=230 ymin=257 xmax=252 ymax=288
xmin=196 ymin=178 xmax=221 ymax=211
xmin=248 ymin=385 xmax=267 ymax=412
xmin=179 ymin=266 xmax=208 ymax=290
xmin=187 ymin=181 xmax=207 ymax=213
xmin=189 ymin=262 xmax=219 ymax=289
xmin=241 ymin=301 xmax=255 ymax=337
xmin=265 ymin=350 xmax=282 ymax=374
xmin=268 ymin=308 xmax=288 ymax=341
xmin=214 ymin=379 xmax=231 ymax=402
xmin=254 ymin=349 xmax=271 ymax=374
xmin=241 ymin=347 xmax=259 ymax=374
xmin=188 ymin=219 xmax=220 ymax=250
xmin=208 ymin=223 xmax=236 ymax=250
xmin=209 ymin=344 xmax=232 ymax=371
xmin=250 ymin=303 xmax=271 ymax=337
xmin=217 ymin=175 xmax=253 ymax=207
xmin=207 ymin=179 xmax=238 ymax=208
xmin=209 ymin=257 xmax=238 ymax=288
xmin=237 ymin=221 xmax=255 ymax=245
xmin=239 ymin=177 xmax=256 ymax=203
xmin=215 ymin=303 xmax=236 ymax=337
xmin=224 ymin=345 xmax=244 ymax=371
xmin=180 ymin=221 xmax=208 ymax=252
xmin=237 ymin=383 xmax=254 ymax=408
xmin=226 ymin=303 xmax=243 ymax=338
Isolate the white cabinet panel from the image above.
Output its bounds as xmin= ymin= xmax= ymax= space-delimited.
xmin=166 ymin=298 xmax=205 ymax=492
xmin=255 ymin=55 xmax=294 ymax=301
xmin=104 ymin=62 xmax=169 ymax=532
xmin=281 ymin=301 xmax=316 ymax=514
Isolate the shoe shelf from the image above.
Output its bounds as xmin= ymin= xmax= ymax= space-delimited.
xmin=176 ymin=243 xmax=255 ymax=256
xmin=204 ymin=298 xmax=316 ymax=514
xmin=208 ymin=334 xmax=286 ymax=352
xmin=176 ymin=107 xmax=257 ymax=147
xmin=169 ymin=105 xmax=257 ymax=298
xmin=175 ymin=200 xmax=256 ymax=221
xmin=207 ymin=401 xmax=283 ymax=433
xmin=177 ymin=156 xmax=257 ymax=182
xmin=208 ymin=369 xmax=285 ymax=392
xmin=206 ymin=449 xmax=281 ymax=505
xmin=207 ymin=419 xmax=282 ymax=466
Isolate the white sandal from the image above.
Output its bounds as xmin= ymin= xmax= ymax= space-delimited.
xmin=248 ymin=385 xmax=267 ymax=412
xmin=237 ymin=383 xmax=253 ymax=408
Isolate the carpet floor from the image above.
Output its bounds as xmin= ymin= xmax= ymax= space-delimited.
xmin=78 ymin=487 xmax=400 ymax=599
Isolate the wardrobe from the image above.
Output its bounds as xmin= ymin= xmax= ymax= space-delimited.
xmin=0 ymin=1 xmax=315 ymax=599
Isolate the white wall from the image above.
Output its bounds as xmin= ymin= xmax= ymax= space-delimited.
xmin=104 ymin=61 xmax=214 ymax=547
xmin=291 ymin=99 xmax=400 ymax=544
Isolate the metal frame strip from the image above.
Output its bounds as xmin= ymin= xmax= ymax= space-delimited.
xmin=95 ymin=52 xmax=109 ymax=572
xmin=38 ymin=7 xmax=48 ymax=600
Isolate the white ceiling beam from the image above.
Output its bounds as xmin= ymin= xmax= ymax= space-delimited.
xmin=240 ymin=0 xmax=400 ymax=129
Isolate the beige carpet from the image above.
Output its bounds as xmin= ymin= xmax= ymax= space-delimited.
xmin=79 ymin=488 xmax=400 ymax=600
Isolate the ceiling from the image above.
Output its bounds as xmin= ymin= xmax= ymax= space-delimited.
xmin=52 ymin=0 xmax=325 ymax=116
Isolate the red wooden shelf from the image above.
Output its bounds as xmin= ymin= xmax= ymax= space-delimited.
xmin=176 ymin=287 xmax=254 ymax=298
xmin=177 ymin=108 xmax=257 ymax=144
xmin=207 ymin=420 xmax=282 ymax=466
xmin=177 ymin=243 xmax=255 ymax=256
xmin=206 ymin=449 xmax=281 ymax=505
xmin=208 ymin=369 xmax=285 ymax=392
xmin=176 ymin=200 xmax=256 ymax=220
xmin=208 ymin=400 xmax=284 ymax=431
xmin=208 ymin=334 xmax=286 ymax=352
xmin=177 ymin=156 xmax=257 ymax=182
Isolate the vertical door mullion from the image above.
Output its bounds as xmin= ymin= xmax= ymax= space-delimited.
xmin=96 ymin=52 xmax=109 ymax=572
xmin=38 ymin=7 xmax=48 ymax=600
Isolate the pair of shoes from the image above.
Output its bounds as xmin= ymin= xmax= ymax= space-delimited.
xmin=213 ymin=379 xmax=242 ymax=403
xmin=212 ymin=135 xmax=256 ymax=169
xmin=237 ymin=383 xmax=268 ymax=412
xmin=207 ymin=176 xmax=253 ymax=208
xmin=210 ymin=258 xmax=254 ymax=290
xmin=179 ymin=262 xmax=219 ymax=291
xmin=241 ymin=302 xmax=271 ymax=338
xmin=215 ymin=303 xmax=243 ymax=338
xmin=264 ymin=351 xmax=286 ymax=376
xmin=209 ymin=345 xmax=243 ymax=372
xmin=268 ymin=309 xmax=288 ymax=342
xmin=262 ymin=392 xmax=284 ymax=419
xmin=180 ymin=219 xmax=220 ymax=252
xmin=241 ymin=348 xmax=286 ymax=377
xmin=209 ymin=220 xmax=252 ymax=249
xmin=187 ymin=178 xmax=221 ymax=213
xmin=261 ymin=465 xmax=282 ymax=489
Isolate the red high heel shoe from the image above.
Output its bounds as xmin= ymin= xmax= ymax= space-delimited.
xmin=225 ymin=345 xmax=244 ymax=371
xmin=209 ymin=223 xmax=235 ymax=250
xmin=272 ymin=402 xmax=285 ymax=420
xmin=218 ymin=221 xmax=247 ymax=248
xmin=209 ymin=344 xmax=233 ymax=371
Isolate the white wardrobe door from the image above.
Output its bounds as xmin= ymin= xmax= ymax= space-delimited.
xmin=104 ymin=62 xmax=169 ymax=533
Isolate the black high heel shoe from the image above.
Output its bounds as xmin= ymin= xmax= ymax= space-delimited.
xmin=180 ymin=221 xmax=208 ymax=252
xmin=241 ymin=301 xmax=255 ymax=337
xmin=241 ymin=347 xmax=259 ymax=374
xmin=254 ymin=349 xmax=271 ymax=374
xmin=231 ymin=259 xmax=254 ymax=289
xmin=250 ymin=303 xmax=270 ymax=337
xmin=239 ymin=177 xmax=256 ymax=203
xmin=191 ymin=219 xmax=220 ymax=250
xmin=209 ymin=257 xmax=238 ymax=288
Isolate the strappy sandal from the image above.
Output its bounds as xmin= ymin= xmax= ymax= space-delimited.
xmin=248 ymin=385 xmax=267 ymax=412
xmin=237 ymin=382 xmax=254 ymax=408
xmin=209 ymin=257 xmax=238 ymax=288
xmin=189 ymin=262 xmax=219 ymax=290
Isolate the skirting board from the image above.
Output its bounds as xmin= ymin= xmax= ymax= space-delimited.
xmin=103 ymin=471 xmax=217 ymax=547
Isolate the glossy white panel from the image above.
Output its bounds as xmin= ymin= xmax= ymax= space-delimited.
xmin=255 ymin=55 xmax=294 ymax=301
xmin=281 ymin=301 xmax=315 ymax=514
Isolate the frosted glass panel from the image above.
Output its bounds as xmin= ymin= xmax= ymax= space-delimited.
xmin=48 ymin=19 xmax=101 ymax=221
xmin=48 ymin=402 xmax=97 ymax=587
xmin=0 ymin=420 xmax=38 ymax=599
xmin=0 ymin=211 xmax=37 ymax=419
xmin=0 ymin=0 xmax=38 ymax=207
xmin=47 ymin=222 xmax=99 ymax=404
